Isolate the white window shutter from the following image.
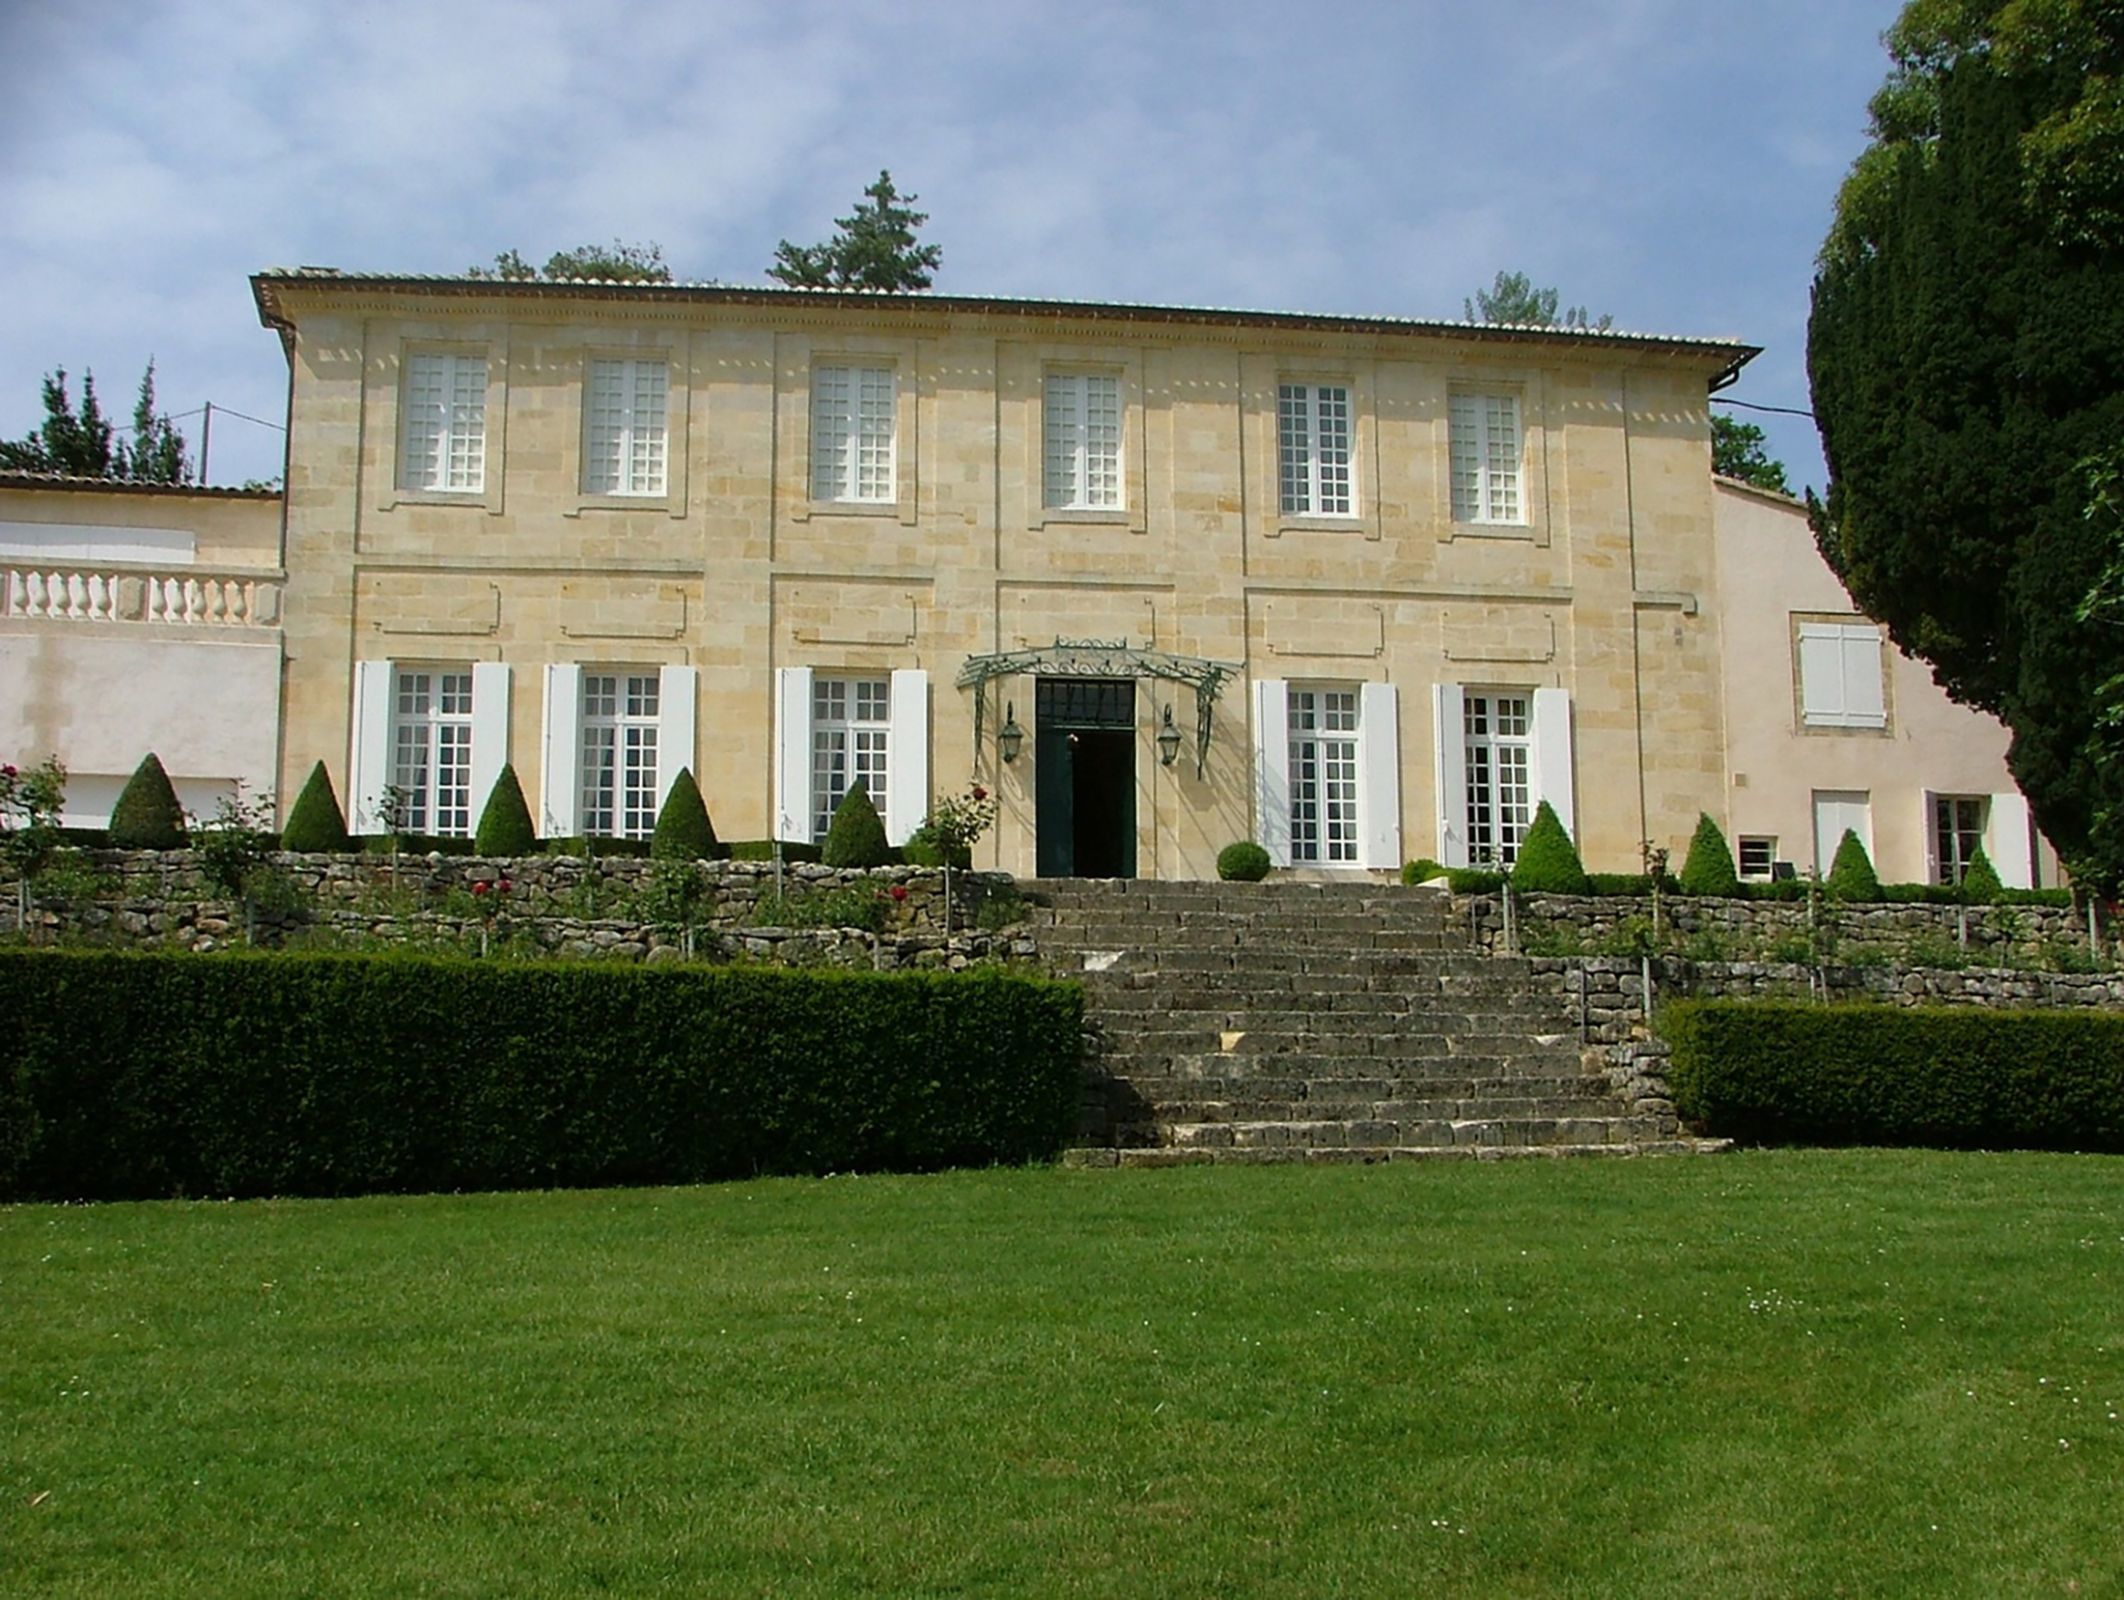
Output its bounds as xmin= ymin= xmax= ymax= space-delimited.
xmin=1920 ymin=790 xmax=1941 ymax=884
xmin=1987 ymin=791 xmax=2035 ymax=889
xmin=1529 ymin=688 xmax=1576 ymax=843
xmin=774 ymin=666 xmax=813 ymax=842
xmin=1252 ymin=678 xmax=1292 ymax=866
xmin=1798 ymin=626 xmax=1842 ymax=725
xmin=1842 ymin=628 xmax=1886 ymax=727
xmin=884 ymin=668 xmax=929 ymax=846
xmin=348 ymin=659 xmax=394 ymax=834
xmin=1433 ymin=683 xmax=1468 ymax=866
xmin=469 ymin=663 xmax=512 ymax=820
xmin=1357 ymin=681 xmax=1401 ymax=870
xmin=541 ymin=664 xmax=583 ymax=838
xmin=658 ymin=664 xmax=698 ymax=808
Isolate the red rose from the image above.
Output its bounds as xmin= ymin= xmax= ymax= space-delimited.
xmin=890 ymin=884 xmax=909 ymax=901
xmin=471 ymin=880 xmax=490 ymax=895
xmin=971 ymin=785 xmax=988 ymax=801
xmin=496 ymin=877 xmax=512 ymax=894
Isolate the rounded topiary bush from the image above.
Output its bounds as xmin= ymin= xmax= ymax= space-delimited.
xmin=108 ymin=753 xmax=188 ymax=849
xmin=651 ymin=768 xmax=720 ymax=860
xmin=1508 ymin=801 xmax=1590 ymax=895
xmin=1217 ymin=841 xmax=1272 ymax=881
xmin=1958 ymin=844 xmax=2003 ymax=904
xmin=821 ymin=780 xmax=891 ymax=868
xmin=1826 ymin=828 xmax=1882 ymax=901
xmin=281 ymin=760 xmax=351 ymax=852
xmin=473 ymin=764 xmax=537 ymax=856
xmin=1401 ymin=857 xmax=1446 ymax=886
xmin=1678 ymin=812 xmax=1741 ymax=896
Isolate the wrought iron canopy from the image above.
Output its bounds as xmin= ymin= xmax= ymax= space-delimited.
xmin=955 ymin=639 xmax=1238 ymax=777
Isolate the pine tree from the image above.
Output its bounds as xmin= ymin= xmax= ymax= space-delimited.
xmin=108 ymin=753 xmax=187 ymax=849
xmin=0 ymin=362 xmax=190 ymax=482
xmin=768 ymin=172 xmax=943 ymax=292
xmin=1463 ymin=270 xmax=1612 ymax=330
xmin=1678 ymin=813 xmax=1742 ymax=896
xmin=1508 ymin=801 xmax=1591 ymax=895
xmin=473 ymin=764 xmax=538 ymax=855
xmin=115 ymin=360 xmax=191 ymax=484
xmin=281 ymin=761 xmax=352 ymax=852
xmin=820 ymin=779 xmax=891 ymax=868
xmin=650 ymin=768 xmax=719 ymax=860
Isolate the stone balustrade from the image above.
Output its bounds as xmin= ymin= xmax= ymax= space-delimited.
xmin=1 ymin=561 xmax=283 ymax=627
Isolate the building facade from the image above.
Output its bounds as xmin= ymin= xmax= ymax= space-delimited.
xmin=0 ymin=472 xmax=283 ymax=826
xmin=253 ymin=270 xmax=1760 ymax=879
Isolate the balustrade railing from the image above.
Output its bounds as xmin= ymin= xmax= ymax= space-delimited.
xmin=1 ymin=562 xmax=281 ymax=628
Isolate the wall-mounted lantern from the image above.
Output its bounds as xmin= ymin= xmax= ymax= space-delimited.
xmin=1156 ymin=704 xmax=1183 ymax=767
xmin=997 ymin=702 xmax=1024 ymax=764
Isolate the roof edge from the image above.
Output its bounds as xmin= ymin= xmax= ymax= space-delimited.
xmin=0 ymin=470 xmax=281 ymax=501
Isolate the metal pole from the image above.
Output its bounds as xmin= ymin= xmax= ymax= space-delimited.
xmin=198 ymin=401 xmax=212 ymax=485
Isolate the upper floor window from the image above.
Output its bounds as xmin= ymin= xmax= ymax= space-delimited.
xmin=1044 ymin=372 xmax=1123 ymax=510
xmin=1797 ymin=621 xmax=1887 ymax=729
xmin=811 ymin=365 xmax=896 ymax=503
xmin=584 ymin=359 xmax=668 ymax=496
xmin=1449 ymin=390 xmax=1523 ymax=523
xmin=399 ymin=353 xmax=486 ymax=493
xmin=1277 ymin=383 xmax=1353 ymax=515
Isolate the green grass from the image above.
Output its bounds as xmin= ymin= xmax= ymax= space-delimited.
xmin=7 ymin=1152 xmax=2124 ymax=1597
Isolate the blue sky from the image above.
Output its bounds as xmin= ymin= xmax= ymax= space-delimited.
xmin=0 ymin=0 xmax=1902 ymax=492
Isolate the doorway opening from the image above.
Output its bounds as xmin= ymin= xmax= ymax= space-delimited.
xmin=1034 ymin=677 xmax=1137 ymax=878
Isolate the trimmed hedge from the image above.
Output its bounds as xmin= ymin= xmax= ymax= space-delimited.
xmin=1217 ymin=841 xmax=1272 ymax=881
xmin=1660 ymin=998 xmax=2124 ymax=1152
xmin=651 ymin=768 xmax=719 ymax=861
xmin=1509 ymin=801 xmax=1590 ymax=895
xmin=0 ymin=949 xmax=1084 ymax=1201
xmin=1678 ymin=813 xmax=1741 ymax=897
xmin=821 ymin=781 xmax=892 ymax=868
xmin=109 ymin=753 xmax=187 ymax=849
xmin=282 ymin=761 xmax=352 ymax=853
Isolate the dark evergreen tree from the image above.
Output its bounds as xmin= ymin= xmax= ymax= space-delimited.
xmin=473 ymin=764 xmax=538 ymax=855
xmin=281 ymin=761 xmax=352 ymax=852
xmin=1826 ymin=829 xmax=1882 ymax=902
xmin=1678 ymin=813 xmax=1742 ymax=896
xmin=768 ymin=172 xmax=943 ymax=292
xmin=820 ymin=779 xmax=891 ymax=868
xmin=650 ymin=768 xmax=719 ymax=860
xmin=108 ymin=753 xmax=188 ymax=849
xmin=1809 ymin=5 xmax=2124 ymax=885
xmin=115 ymin=361 xmax=191 ymax=483
xmin=0 ymin=368 xmax=115 ymax=475
xmin=1508 ymin=801 xmax=1591 ymax=895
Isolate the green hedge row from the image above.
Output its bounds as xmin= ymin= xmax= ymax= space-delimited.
xmin=1659 ymin=999 xmax=2124 ymax=1152
xmin=0 ymin=950 xmax=1083 ymax=1201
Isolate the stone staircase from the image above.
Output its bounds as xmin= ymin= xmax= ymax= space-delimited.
xmin=1025 ymin=879 xmax=1718 ymax=1166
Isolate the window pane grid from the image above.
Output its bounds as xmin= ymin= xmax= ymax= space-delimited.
xmin=1045 ymin=374 xmax=1122 ymax=510
xmin=391 ymin=668 xmax=474 ymax=837
xmin=1934 ymin=795 xmax=1985 ymax=884
xmin=1450 ymin=391 xmax=1521 ymax=523
xmin=812 ymin=366 xmax=896 ymax=502
xmin=581 ymin=671 xmax=661 ymax=838
xmin=1288 ymin=687 xmax=1359 ymax=864
xmin=585 ymin=360 xmax=668 ymax=496
xmin=1464 ymin=692 xmax=1532 ymax=865
xmin=811 ymin=676 xmax=890 ymax=840
xmin=1278 ymin=383 xmax=1354 ymax=516
xmin=400 ymin=354 xmax=486 ymax=493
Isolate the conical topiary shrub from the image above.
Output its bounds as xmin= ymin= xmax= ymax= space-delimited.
xmin=1678 ymin=812 xmax=1741 ymax=897
xmin=281 ymin=760 xmax=351 ymax=852
xmin=821 ymin=779 xmax=891 ymax=868
xmin=650 ymin=768 xmax=719 ymax=860
xmin=1958 ymin=843 xmax=2003 ymax=904
xmin=473 ymin=764 xmax=537 ymax=856
xmin=108 ymin=752 xmax=187 ymax=849
xmin=1509 ymin=800 xmax=1590 ymax=895
xmin=1826 ymin=828 xmax=1882 ymax=901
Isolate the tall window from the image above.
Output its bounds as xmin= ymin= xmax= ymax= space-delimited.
xmin=581 ymin=672 xmax=661 ymax=839
xmin=399 ymin=354 xmax=486 ymax=492
xmin=584 ymin=359 xmax=668 ymax=496
xmin=1464 ymin=691 xmax=1532 ymax=865
xmin=811 ymin=677 xmax=890 ymax=840
xmin=391 ymin=668 xmax=474 ymax=836
xmin=1449 ymin=391 xmax=1522 ymax=523
xmin=1044 ymin=373 xmax=1122 ymax=509
xmin=1797 ymin=621 xmax=1887 ymax=729
xmin=1277 ymin=383 xmax=1353 ymax=515
xmin=1934 ymin=795 xmax=1987 ymax=884
xmin=811 ymin=365 xmax=896 ymax=502
xmin=1289 ymin=687 xmax=1359 ymax=864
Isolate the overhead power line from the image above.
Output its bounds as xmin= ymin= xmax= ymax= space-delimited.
xmin=1712 ymin=396 xmax=1816 ymax=419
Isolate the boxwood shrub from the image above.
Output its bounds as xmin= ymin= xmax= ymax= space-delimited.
xmin=1659 ymin=998 xmax=2124 ymax=1152
xmin=0 ymin=949 xmax=1083 ymax=1201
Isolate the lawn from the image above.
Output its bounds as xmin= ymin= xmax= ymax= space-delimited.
xmin=6 ymin=1152 xmax=2123 ymax=1598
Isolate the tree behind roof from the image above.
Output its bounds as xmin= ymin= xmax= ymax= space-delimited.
xmin=1711 ymin=414 xmax=1790 ymax=494
xmin=768 ymin=171 xmax=943 ymax=292
xmin=466 ymin=241 xmax=673 ymax=282
xmin=1463 ymin=270 xmax=1612 ymax=330
xmin=0 ymin=362 xmax=190 ymax=483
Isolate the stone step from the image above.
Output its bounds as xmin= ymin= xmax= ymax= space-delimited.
xmin=1158 ymin=1114 xmax=1674 ymax=1150
xmin=1093 ymin=1025 xmax=1579 ymax=1055
xmin=1141 ymin=1095 xmax=1630 ymax=1125
xmin=1062 ymin=1138 xmax=1733 ymax=1169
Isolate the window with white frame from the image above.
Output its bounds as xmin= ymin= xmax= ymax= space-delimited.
xmin=1448 ymin=390 xmax=1523 ymax=524
xmin=1797 ymin=621 xmax=1887 ymax=729
xmin=810 ymin=365 xmax=896 ymax=502
xmin=391 ymin=668 xmax=475 ymax=836
xmin=1277 ymin=383 xmax=1354 ymax=516
xmin=1288 ymin=687 xmax=1360 ymax=863
xmin=1933 ymin=794 xmax=1987 ymax=884
xmin=583 ymin=359 xmax=668 ymax=496
xmin=811 ymin=677 xmax=891 ymax=840
xmin=581 ymin=672 xmax=661 ymax=839
xmin=1738 ymin=836 xmax=1777 ymax=880
xmin=1464 ymin=691 xmax=1533 ymax=866
xmin=1044 ymin=372 xmax=1122 ymax=510
xmin=399 ymin=353 xmax=487 ymax=492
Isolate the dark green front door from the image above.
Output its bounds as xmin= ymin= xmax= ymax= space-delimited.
xmin=1034 ymin=678 xmax=1137 ymax=878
